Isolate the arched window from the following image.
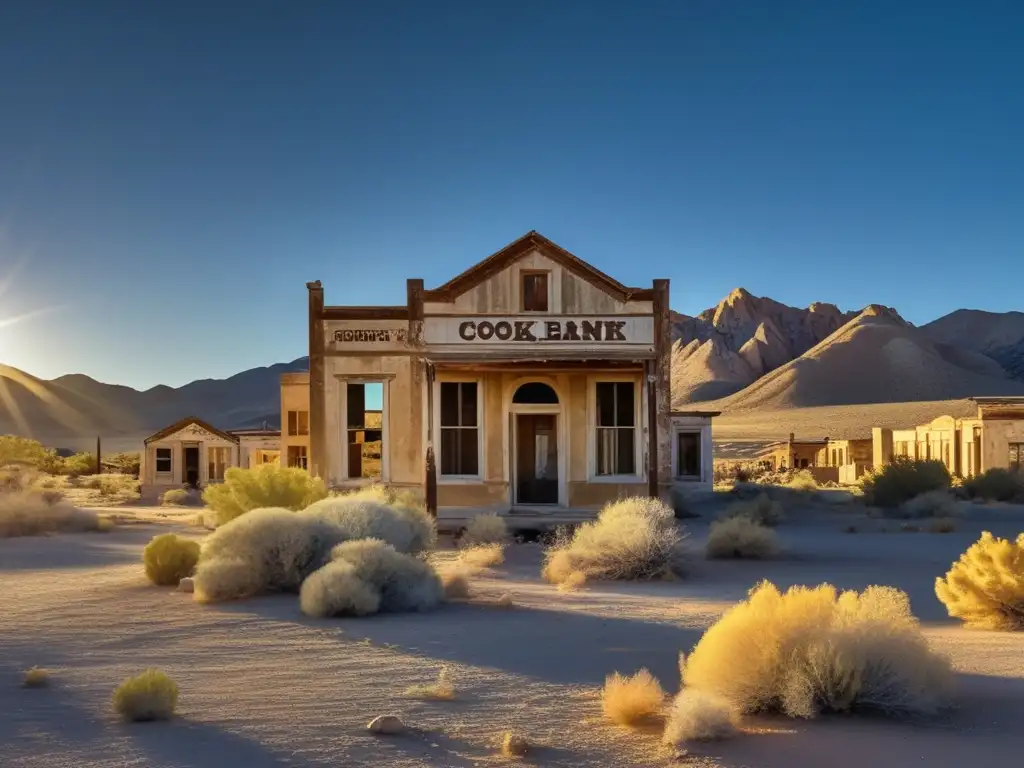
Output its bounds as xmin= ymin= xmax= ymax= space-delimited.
xmin=512 ymin=382 xmax=559 ymax=404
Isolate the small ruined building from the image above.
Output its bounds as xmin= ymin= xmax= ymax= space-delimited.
xmin=756 ymin=433 xmax=872 ymax=484
xmin=301 ymin=231 xmax=716 ymax=517
xmin=139 ymin=418 xmax=281 ymax=502
xmin=877 ymin=396 xmax=1024 ymax=477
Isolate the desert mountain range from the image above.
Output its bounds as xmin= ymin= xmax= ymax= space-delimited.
xmin=3 ymin=289 xmax=1024 ymax=449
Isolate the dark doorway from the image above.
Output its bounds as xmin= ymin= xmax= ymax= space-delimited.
xmin=183 ymin=447 xmax=200 ymax=488
xmin=515 ymin=413 xmax=558 ymax=504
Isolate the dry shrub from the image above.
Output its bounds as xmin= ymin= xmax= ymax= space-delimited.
xmin=935 ymin=532 xmax=1024 ymax=630
xmin=143 ymin=533 xmax=201 ymax=586
xmin=299 ymin=539 xmax=443 ymax=617
xmin=161 ymin=488 xmax=192 ymax=506
xmin=0 ymin=486 xmax=102 ymax=538
xmin=929 ymin=518 xmax=957 ymax=534
xmin=542 ymin=497 xmax=685 ymax=585
xmin=963 ymin=468 xmax=1024 ymax=502
xmin=898 ymin=490 xmax=958 ymax=519
xmin=601 ymin=668 xmax=666 ymax=726
xmin=557 ymin=570 xmax=587 ymax=592
xmin=683 ymin=581 xmax=953 ymax=719
xmin=459 ymin=543 xmax=505 ymax=569
xmin=302 ymin=492 xmax=435 ymax=554
xmin=706 ymin=517 xmax=779 ymax=559
xmin=786 ymin=470 xmax=818 ymax=492
xmin=113 ymin=669 xmax=178 ymax=722
xmin=203 ymin=464 xmax=328 ymax=525
xmin=493 ymin=592 xmax=515 ymax=608
xmin=193 ymin=507 xmax=336 ymax=603
xmin=500 ymin=731 xmax=529 ymax=757
xmin=862 ymin=458 xmax=951 ymax=508
xmin=84 ymin=473 xmax=139 ymax=497
xmin=404 ymin=667 xmax=455 ymax=700
xmin=23 ymin=667 xmax=51 ymax=688
xmin=440 ymin=569 xmax=471 ymax=599
xmin=460 ymin=513 xmax=508 ymax=547
xmin=719 ymin=493 xmax=783 ymax=527
xmin=663 ymin=689 xmax=738 ymax=745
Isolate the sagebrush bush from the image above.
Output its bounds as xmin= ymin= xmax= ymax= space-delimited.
xmin=161 ymin=488 xmax=192 ymax=506
xmin=683 ymin=581 xmax=953 ymax=719
xmin=542 ymin=497 xmax=685 ymax=585
xmin=113 ymin=669 xmax=179 ymax=722
xmin=935 ymin=532 xmax=1024 ymax=630
xmin=500 ymin=731 xmax=529 ymax=757
xmin=460 ymin=513 xmax=508 ymax=546
xmin=0 ymin=487 xmax=102 ymax=538
xmin=301 ymin=491 xmax=435 ymax=554
xmin=143 ymin=533 xmax=200 ymax=586
xmin=440 ymin=568 xmax=471 ymax=599
xmin=203 ymin=464 xmax=328 ymax=525
xmin=83 ymin=473 xmax=138 ymax=497
xmin=786 ymin=470 xmax=818 ymax=491
xmin=899 ymin=490 xmax=958 ymax=519
xmin=601 ymin=669 xmax=666 ymax=726
xmin=719 ymin=493 xmax=783 ymax=527
xmin=459 ymin=543 xmax=505 ymax=569
xmin=706 ymin=517 xmax=779 ymax=559
xmin=662 ymin=689 xmax=737 ymax=745
xmin=193 ymin=507 xmax=338 ymax=603
xmin=963 ymin=468 xmax=1024 ymax=502
xmin=862 ymin=458 xmax=951 ymax=508
xmin=23 ymin=667 xmax=51 ymax=688
xmin=300 ymin=538 xmax=443 ymax=617
xmin=557 ymin=569 xmax=587 ymax=592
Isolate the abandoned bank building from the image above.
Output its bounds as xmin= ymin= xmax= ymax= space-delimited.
xmin=141 ymin=232 xmax=716 ymax=513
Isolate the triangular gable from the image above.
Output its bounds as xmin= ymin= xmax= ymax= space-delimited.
xmin=423 ymin=231 xmax=652 ymax=304
xmin=144 ymin=417 xmax=239 ymax=445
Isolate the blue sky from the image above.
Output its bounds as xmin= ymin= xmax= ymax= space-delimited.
xmin=1 ymin=1 xmax=1022 ymax=389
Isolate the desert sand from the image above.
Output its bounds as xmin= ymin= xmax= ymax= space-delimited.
xmin=3 ymin=507 xmax=1024 ymax=767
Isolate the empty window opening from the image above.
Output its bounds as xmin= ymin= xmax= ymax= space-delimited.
xmin=287 ymin=445 xmax=308 ymax=469
xmin=440 ymin=381 xmax=479 ymax=476
xmin=155 ymin=448 xmax=172 ymax=473
xmin=676 ymin=432 xmax=701 ymax=479
xmin=513 ymin=382 xmax=559 ymax=404
xmin=347 ymin=382 xmax=383 ymax=479
xmin=288 ymin=410 xmax=309 ymax=437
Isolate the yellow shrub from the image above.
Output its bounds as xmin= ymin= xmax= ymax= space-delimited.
xmin=500 ymin=731 xmax=529 ymax=757
xmin=683 ymin=581 xmax=952 ymax=719
xmin=404 ymin=667 xmax=455 ymax=700
xmin=161 ymin=488 xmax=191 ymax=506
xmin=143 ymin=534 xmax=200 ymax=586
xmin=601 ymin=669 xmax=665 ymax=726
xmin=23 ymin=667 xmax=51 ymax=688
xmin=935 ymin=532 xmax=1024 ymax=630
xmin=706 ymin=517 xmax=779 ymax=559
xmin=459 ymin=543 xmax=505 ymax=569
xmin=113 ymin=670 xmax=179 ymax=722
xmin=460 ymin=513 xmax=508 ymax=546
xmin=663 ymin=689 xmax=737 ymax=745
xmin=203 ymin=464 xmax=327 ymax=525
xmin=719 ymin=493 xmax=783 ymax=527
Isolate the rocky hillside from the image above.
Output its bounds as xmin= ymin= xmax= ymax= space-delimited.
xmin=922 ymin=309 xmax=1024 ymax=380
xmin=670 ymin=288 xmax=861 ymax=402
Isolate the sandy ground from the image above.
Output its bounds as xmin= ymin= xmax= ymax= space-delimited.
xmin=3 ymin=504 xmax=1024 ymax=768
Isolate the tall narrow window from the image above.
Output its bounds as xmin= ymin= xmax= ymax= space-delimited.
xmin=287 ymin=410 xmax=309 ymax=436
xmin=287 ymin=445 xmax=308 ymax=469
xmin=208 ymin=446 xmax=230 ymax=481
xmin=155 ymin=448 xmax=172 ymax=473
xmin=346 ymin=382 xmax=384 ymax=479
xmin=1010 ymin=443 xmax=1024 ymax=469
xmin=521 ymin=272 xmax=548 ymax=312
xmin=595 ymin=381 xmax=635 ymax=475
xmin=676 ymin=431 xmax=701 ymax=479
xmin=440 ymin=382 xmax=479 ymax=476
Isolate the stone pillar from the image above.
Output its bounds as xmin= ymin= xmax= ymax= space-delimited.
xmin=872 ymin=427 xmax=893 ymax=468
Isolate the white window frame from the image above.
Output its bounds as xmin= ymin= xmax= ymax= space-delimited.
xmin=673 ymin=429 xmax=703 ymax=482
xmin=587 ymin=375 xmax=643 ymax=482
xmin=154 ymin=446 xmax=173 ymax=475
xmin=434 ymin=376 xmax=484 ymax=483
xmin=337 ymin=378 xmax=390 ymax=485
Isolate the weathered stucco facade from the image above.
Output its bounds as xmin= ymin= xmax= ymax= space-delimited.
xmin=305 ymin=231 xmax=713 ymax=517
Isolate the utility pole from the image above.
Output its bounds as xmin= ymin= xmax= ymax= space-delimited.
xmin=96 ymin=436 xmax=102 ymax=475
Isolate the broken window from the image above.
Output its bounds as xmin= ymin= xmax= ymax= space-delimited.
xmin=1010 ymin=443 xmax=1024 ymax=469
xmin=287 ymin=445 xmax=307 ymax=469
xmin=155 ymin=448 xmax=172 ymax=473
xmin=346 ymin=382 xmax=383 ymax=479
xmin=440 ymin=381 xmax=479 ymax=476
xmin=596 ymin=381 xmax=635 ymax=475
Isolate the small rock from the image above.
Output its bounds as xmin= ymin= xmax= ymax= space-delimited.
xmin=501 ymin=732 xmax=529 ymax=757
xmin=178 ymin=577 xmax=195 ymax=593
xmin=367 ymin=715 xmax=404 ymax=735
